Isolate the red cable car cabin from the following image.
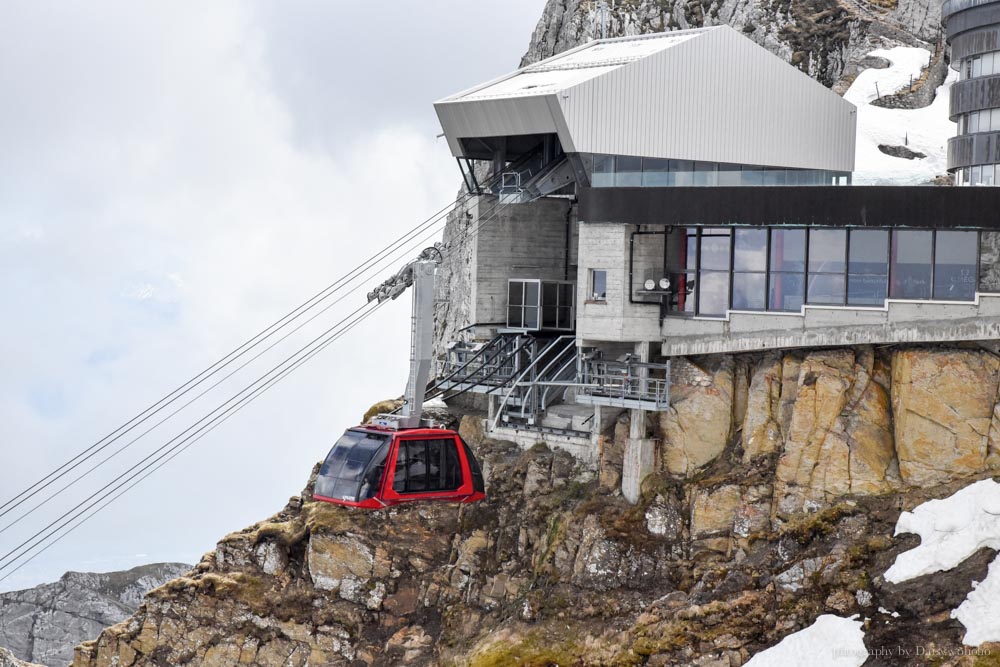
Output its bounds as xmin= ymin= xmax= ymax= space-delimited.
xmin=313 ymin=427 xmax=486 ymax=509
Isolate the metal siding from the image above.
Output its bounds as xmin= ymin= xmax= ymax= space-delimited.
xmin=559 ymin=27 xmax=856 ymax=171
xmin=434 ymin=95 xmax=560 ymax=155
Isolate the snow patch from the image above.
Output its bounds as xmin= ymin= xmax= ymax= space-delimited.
xmin=744 ymin=615 xmax=867 ymax=667
xmin=952 ymin=557 xmax=1000 ymax=646
xmin=884 ymin=479 xmax=1000 ymax=584
xmin=845 ymin=46 xmax=956 ymax=185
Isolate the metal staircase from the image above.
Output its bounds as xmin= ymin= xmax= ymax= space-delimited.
xmin=490 ymin=335 xmax=578 ymax=430
xmin=436 ymin=334 xmax=581 ymax=431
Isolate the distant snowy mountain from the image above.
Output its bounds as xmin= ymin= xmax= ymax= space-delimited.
xmin=0 ymin=563 xmax=189 ymax=667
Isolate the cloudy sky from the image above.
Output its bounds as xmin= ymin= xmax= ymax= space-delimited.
xmin=0 ymin=1 xmax=545 ymax=592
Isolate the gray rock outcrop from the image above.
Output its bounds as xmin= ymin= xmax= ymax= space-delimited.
xmin=0 ymin=563 xmax=189 ymax=667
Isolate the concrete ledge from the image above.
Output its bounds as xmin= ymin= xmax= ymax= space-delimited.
xmin=659 ymin=295 xmax=1000 ymax=355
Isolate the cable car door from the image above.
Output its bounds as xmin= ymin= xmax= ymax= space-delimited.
xmin=382 ymin=434 xmax=472 ymax=504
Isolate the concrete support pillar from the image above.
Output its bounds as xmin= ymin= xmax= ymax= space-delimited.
xmin=622 ymin=342 xmax=655 ymax=504
xmin=590 ymin=404 xmax=603 ymax=462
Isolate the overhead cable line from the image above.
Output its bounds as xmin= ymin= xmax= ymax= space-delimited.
xmin=0 ymin=177 xmax=503 ymax=521
xmin=0 ymin=187 xmax=518 ymax=577
xmin=0 ymin=189 xmax=514 ymax=537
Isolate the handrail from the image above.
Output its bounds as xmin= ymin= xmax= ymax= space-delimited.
xmin=490 ymin=335 xmax=574 ymax=431
xmin=518 ymin=340 xmax=577 ymax=419
xmin=435 ymin=338 xmax=536 ymax=402
xmin=539 ymin=353 xmax=579 ymax=411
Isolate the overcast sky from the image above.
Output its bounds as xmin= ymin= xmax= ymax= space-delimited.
xmin=0 ymin=1 xmax=545 ymax=592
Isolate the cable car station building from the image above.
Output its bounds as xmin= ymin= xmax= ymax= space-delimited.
xmin=433 ymin=26 xmax=1000 ymax=501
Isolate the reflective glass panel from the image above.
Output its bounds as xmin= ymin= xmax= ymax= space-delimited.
xmin=698 ymin=271 xmax=730 ymax=316
xmin=592 ymin=154 xmax=614 ymax=187
xmin=616 ymin=155 xmax=642 ymax=186
xmin=980 ymin=231 xmax=1000 ymax=292
xmin=848 ymin=230 xmax=889 ymax=274
xmin=642 ymin=157 xmax=670 ymax=186
xmin=769 ymin=272 xmax=804 ymax=311
xmin=890 ymin=231 xmax=932 ymax=299
xmin=700 ymin=228 xmax=731 ymax=270
xmin=934 ymin=231 xmax=978 ymax=300
xmin=734 ymin=229 xmax=767 ymax=271
xmin=669 ymin=159 xmax=693 ymax=186
xmin=807 ymin=274 xmax=845 ymax=305
xmin=848 ymin=274 xmax=888 ymax=306
xmin=770 ymin=229 xmax=806 ymax=271
xmin=732 ymin=272 xmax=766 ymax=310
xmin=809 ymin=229 xmax=846 ymax=273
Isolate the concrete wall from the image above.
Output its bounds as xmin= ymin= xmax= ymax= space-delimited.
xmin=575 ymin=223 xmax=662 ymax=344
xmin=468 ymin=195 xmax=576 ymax=337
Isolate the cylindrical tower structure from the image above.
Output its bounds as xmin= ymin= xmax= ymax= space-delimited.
xmin=944 ymin=0 xmax=1000 ymax=184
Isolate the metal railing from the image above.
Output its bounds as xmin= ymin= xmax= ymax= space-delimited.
xmin=577 ymin=358 xmax=671 ymax=409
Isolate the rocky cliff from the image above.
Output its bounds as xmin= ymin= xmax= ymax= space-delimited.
xmin=0 ymin=563 xmax=188 ymax=667
xmin=71 ymin=345 xmax=1000 ymax=666
xmin=520 ymin=0 xmax=941 ymax=91
xmin=0 ymin=647 xmax=40 ymax=667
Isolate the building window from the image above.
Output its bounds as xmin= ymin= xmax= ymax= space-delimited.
xmin=890 ymin=230 xmax=933 ymax=299
xmin=641 ymin=158 xmax=670 ymax=187
xmin=963 ymin=52 xmax=1000 ymax=80
xmin=541 ymin=282 xmax=576 ymax=329
xmin=615 ymin=155 xmax=642 ymax=186
xmin=807 ymin=229 xmax=847 ymax=305
xmin=847 ymin=229 xmax=889 ymax=306
xmin=732 ymin=228 xmax=767 ymax=310
xmin=592 ymin=155 xmax=615 ymax=187
xmin=980 ymin=231 xmax=1000 ymax=292
xmin=934 ymin=231 xmax=978 ymax=300
xmin=664 ymin=228 xmax=697 ymax=314
xmin=698 ymin=228 xmax=731 ymax=315
xmin=590 ymin=270 xmax=607 ymax=301
xmin=768 ymin=229 xmax=806 ymax=311
xmin=507 ymin=280 xmax=540 ymax=328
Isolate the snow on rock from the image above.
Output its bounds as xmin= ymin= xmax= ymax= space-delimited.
xmin=953 ymin=557 xmax=1000 ymax=646
xmin=884 ymin=479 xmax=1000 ymax=583
xmin=846 ymin=47 xmax=956 ymax=185
xmin=744 ymin=615 xmax=867 ymax=667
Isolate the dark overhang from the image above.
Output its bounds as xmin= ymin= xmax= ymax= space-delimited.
xmin=578 ymin=186 xmax=1000 ymax=229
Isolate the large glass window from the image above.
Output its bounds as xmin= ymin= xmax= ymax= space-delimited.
xmin=769 ymin=229 xmax=805 ymax=311
xmin=980 ymin=231 xmax=1000 ymax=292
xmin=615 ymin=155 xmax=642 ymax=186
xmin=641 ymin=158 xmax=670 ymax=187
xmin=669 ymin=159 xmax=693 ymax=186
xmin=733 ymin=228 xmax=767 ymax=310
xmin=847 ymin=229 xmax=888 ymax=306
xmin=698 ymin=228 xmax=730 ymax=316
xmin=890 ymin=231 xmax=932 ymax=299
xmin=807 ymin=229 xmax=846 ymax=304
xmin=664 ymin=227 xmax=696 ymax=314
xmin=592 ymin=155 xmax=614 ymax=187
xmin=651 ymin=227 xmax=980 ymax=320
xmin=934 ymin=231 xmax=978 ymax=300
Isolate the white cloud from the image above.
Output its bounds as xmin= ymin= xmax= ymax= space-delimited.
xmin=0 ymin=0 xmax=543 ymax=591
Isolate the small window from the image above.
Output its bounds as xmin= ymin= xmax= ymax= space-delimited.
xmin=590 ymin=270 xmax=607 ymax=301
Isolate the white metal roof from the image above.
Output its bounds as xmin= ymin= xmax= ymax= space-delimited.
xmin=435 ymin=26 xmax=857 ymax=172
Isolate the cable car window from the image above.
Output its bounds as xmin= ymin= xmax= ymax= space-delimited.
xmin=315 ymin=430 xmax=391 ymax=502
xmin=393 ymin=438 xmax=463 ymax=494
